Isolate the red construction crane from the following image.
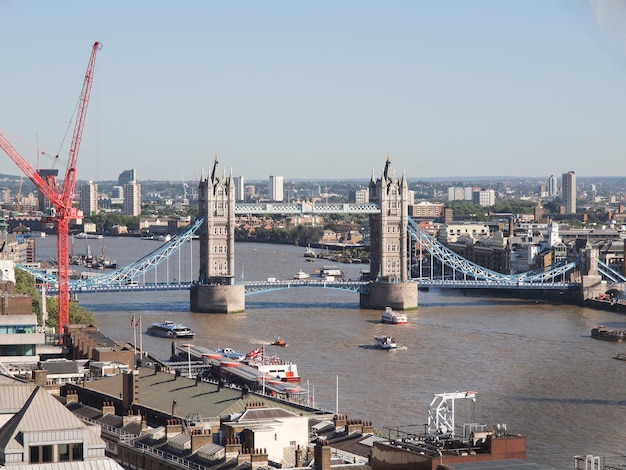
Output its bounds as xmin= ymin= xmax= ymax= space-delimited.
xmin=0 ymin=41 xmax=102 ymax=337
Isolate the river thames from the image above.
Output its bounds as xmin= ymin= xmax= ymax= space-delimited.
xmin=34 ymin=235 xmax=626 ymax=469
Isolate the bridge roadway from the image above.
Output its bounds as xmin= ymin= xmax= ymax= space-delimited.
xmin=46 ymin=278 xmax=579 ymax=295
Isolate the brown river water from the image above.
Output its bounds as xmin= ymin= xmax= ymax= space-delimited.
xmin=34 ymin=235 xmax=626 ymax=469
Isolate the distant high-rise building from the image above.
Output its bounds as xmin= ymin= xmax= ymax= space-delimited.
xmin=36 ymin=169 xmax=59 ymax=213
xmin=547 ymin=175 xmax=558 ymax=197
xmin=112 ymin=186 xmax=123 ymax=200
xmin=473 ymin=189 xmax=496 ymax=207
xmin=350 ymin=188 xmax=369 ymax=204
xmin=562 ymin=171 xmax=576 ymax=214
xmin=245 ymin=185 xmax=256 ymax=200
xmin=234 ymin=176 xmax=245 ymax=202
xmin=78 ymin=181 xmax=98 ymax=215
xmin=269 ymin=176 xmax=284 ymax=202
xmin=123 ymin=181 xmax=142 ymax=216
xmin=407 ymin=190 xmax=415 ymax=206
xmin=447 ymin=186 xmax=469 ymax=201
xmin=118 ymin=169 xmax=136 ymax=186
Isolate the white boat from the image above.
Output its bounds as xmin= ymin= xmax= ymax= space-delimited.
xmin=147 ymin=321 xmax=195 ymax=338
xmin=381 ymin=306 xmax=408 ymax=325
xmin=374 ymin=335 xmax=397 ymax=350
xmin=321 ymin=265 xmax=343 ymax=277
xmin=244 ymin=347 xmax=300 ymax=381
xmin=304 ymin=245 xmax=316 ymax=258
xmin=294 ymin=270 xmax=310 ymax=280
xmin=74 ymin=232 xmax=103 ymax=239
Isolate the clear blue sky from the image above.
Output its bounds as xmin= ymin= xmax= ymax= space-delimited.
xmin=1 ymin=1 xmax=626 ymax=182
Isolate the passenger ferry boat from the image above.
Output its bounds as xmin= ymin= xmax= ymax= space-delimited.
xmin=374 ymin=335 xmax=397 ymax=350
xmin=147 ymin=321 xmax=195 ymax=338
xmin=244 ymin=347 xmax=300 ymax=381
xmin=381 ymin=306 xmax=408 ymax=325
xmin=176 ymin=344 xmax=301 ymax=382
xmin=294 ymin=270 xmax=310 ymax=280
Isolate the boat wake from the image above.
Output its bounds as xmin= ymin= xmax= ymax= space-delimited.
xmin=249 ymin=338 xmax=272 ymax=345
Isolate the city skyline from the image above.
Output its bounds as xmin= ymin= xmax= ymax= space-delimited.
xmin=1 ymin=1 xmax=626 ymax=182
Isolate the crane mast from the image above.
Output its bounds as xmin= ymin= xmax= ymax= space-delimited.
xmin=0 ymin=41 xmax=102 ymax=338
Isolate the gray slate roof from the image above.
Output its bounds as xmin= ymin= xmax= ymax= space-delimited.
xmin=82 ymin=366 xmax=311 ymax=420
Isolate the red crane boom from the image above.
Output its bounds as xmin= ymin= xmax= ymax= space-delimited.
xmin=0 ymin=41 xmax=102 ymax=338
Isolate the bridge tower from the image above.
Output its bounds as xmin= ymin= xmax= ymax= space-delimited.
xmin=190 ymin=156 xmax=245 ymax=313
xmin=579 ymin=244 xmax=604 ymax=302
xmin=360 ymin=156 xmax=417 ymax=310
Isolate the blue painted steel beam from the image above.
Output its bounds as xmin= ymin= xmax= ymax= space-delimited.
xmin=407 ymin=218 xmax=580 ymax=286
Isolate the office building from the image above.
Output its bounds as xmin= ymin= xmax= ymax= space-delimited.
xmin=123 ymin=181 xmax=142 ymax=216
xmin=473 ymin=189 xmax=496 ymax=207
xmin=547 ymin=174 xmax=558 ymax=197
xmin=447 ymin=186 xmax=475 ymax=202
xmin=269 ymin=175 xmax=284 ymax=202
xmin=350 ymin=188 xmax=369 ymax=204
xmin=118 ymin=169 xmax=136 ymax=186
xmin=562 ymin=171 xmax=576 ymax=214
xmin=78 ymin=181 xmax=98 ymax=215
xmin=234 ymin=176 xmax=245 ymax=202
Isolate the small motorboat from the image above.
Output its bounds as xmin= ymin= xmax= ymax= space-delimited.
xmin=271 ymin=337 xmax=288 ymax=347
xmin=374 ymin=335 xmax=397 ymax=350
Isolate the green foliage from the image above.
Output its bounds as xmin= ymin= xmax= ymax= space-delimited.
xmin=14 ymin=268 xmax=42 ymax=323
xmin=542 ymin=199 xmax=562 ymax=214
xmin=44 ymin=297 xmax=97 ymax=329
xmin=294 ymin=226 xmax=324 ymax=245
xmin=84 ymin=213 xmax=139 ymax=233
xmin=14 ymin=269 xmax=97 ymax=327
xmin=446 ymin=201 xmax=489 ymax=220
xmin=490 ymin=199 xmax=535 ymax=214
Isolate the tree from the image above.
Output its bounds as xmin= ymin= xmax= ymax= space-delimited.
xmin=14 ymin=268 xmax=96 ymax=328
xmin=15 ymin=268 xmax=42 ymax=323
xmin=45 ymin=297 xmax=97 ymax=328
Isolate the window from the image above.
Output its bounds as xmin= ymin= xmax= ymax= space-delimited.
xmin=31 ymin=443 xmax=83 ymax=463
xmin=30 ymin=445 xmax=53 ymax=463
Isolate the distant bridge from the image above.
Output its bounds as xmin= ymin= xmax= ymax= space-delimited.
xmin=19 ymin=205 xmax=624 ymax=297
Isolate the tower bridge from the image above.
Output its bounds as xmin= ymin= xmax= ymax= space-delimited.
xmin=22 ymin=156 xmax=615 ymax=310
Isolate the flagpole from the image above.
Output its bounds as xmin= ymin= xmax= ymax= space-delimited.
xmin=132 ymin=315 xmax=137 ymax=355
xmin=187 ymin=344 xmax=192 ymax=378
xmin=262 ymin=342 xmax=266 ymax=396
xmin=139 ymin=315 xmax=143 ymax=359
xmin=336 ymin=375 xmax=339 ymax=415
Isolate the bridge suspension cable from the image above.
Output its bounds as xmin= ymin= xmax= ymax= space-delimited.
xmin=407 ymin=218 xmax=580 ymax=285
xmin=19 ymin=217 xmax=204 ymax=289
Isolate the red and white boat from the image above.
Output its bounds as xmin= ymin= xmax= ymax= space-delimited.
xmin=244 ymin=348 xmax=300 ymax=382
xmin=381 ymin=306 xmax=408 ymax=325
